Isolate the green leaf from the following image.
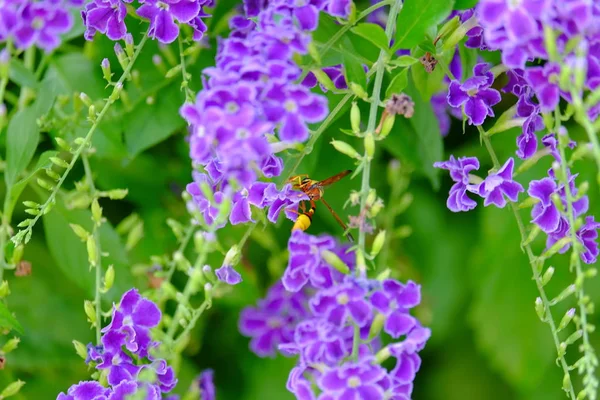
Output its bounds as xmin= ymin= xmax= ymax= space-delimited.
xmin=8 ymin=59 xmax=39 ymax=89
xmin=5 ymin=107 xmax=40 ymax=188
xmin=394 ymin=0 xmax=454 ymax=51
xmin=0 ymin=302 xmax=23 ymax=334
xmin=388 ymin=55 xmax=420 ymax=67
xmin=381 ymin=80 xmax=443 ymax=188
xmin=351 ymin=23 xmax=389 ymax=52
xmin=386 ymin=68 xmax=409 ymax=98
xmin=124 ymin=84 xmax=186 ymax=157
xmin=342 ymin=56 xmax=367 ymax=92
xmin=454 ymin=0 xmax=478 ymax=9
xmin=5 ymin=151 xmax=57 ymax=221
xmin=43 ymin=201 xmax=133 ymax=298
xmin=411 ymin=60 xmax=446 ymax=101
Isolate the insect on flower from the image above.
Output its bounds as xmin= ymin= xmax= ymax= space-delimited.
xmin=288 ymin=170 xmax=354 ymax=242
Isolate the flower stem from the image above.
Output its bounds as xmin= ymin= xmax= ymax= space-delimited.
xmin=12 ymin=34 xmax=150 ymax=246
xmin=476 ymin=125 xmax=576 ymax=400
xmin=357 ymin=0 xmax=402 ymax=256
xmin=82 ymin=154 xmax=103 ymax=345
xmin=178 ymin=36 xmax=195 ymax=102
xmin=553 ymin=110 xmax=598 ymax=400
xmin=571 ymin=88 xmax=600 ymax=180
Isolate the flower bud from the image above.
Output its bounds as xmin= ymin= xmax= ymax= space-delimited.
xmin=562 ymin=372 xmax=572 ymax=392
xmin=204 ymin=283 xmax=213 ymax=303
xmin=124 ymin=33 xmax=134 ymax=58
xmin=105 ymin=189 xmax=128 ymax=200
xmin=70 ymin=224 xmax=89 ymax=241
xmin=366 ymin=189 xmax=377 ymax=208
xmin=114 ymin=43 xmax=128 ymax=69
xmin=379 ymin=114 xmax=396 ymax=138
xmin=549 ymin=284 xmax=576 ymax=306
xmin=10 ymin=245 xmax=23 ymax=265
xmin=541 ymin=266 xmax=554 ymax=286
xmin=1 ymin=380 xmax=25 ymax=398
xmin=321 ymin=250 xmax=350 ymax=274
xmin=364 ymin=133 xmax=375 ymax=159
xmin=566 ymin=330 xmax=583 ymax=345
xmin=84 ymin=300 xmax=96 ymax=324
xmin=349 ymin=82 xmax=368 ymax=100
xmin=202 ymin=265 xmax=217 ymax=283
xmin=312 ymin=69 xmax=336 ymax=92
xmin=50 ymin=157 xmax=69 ymax=169
xmin=88 ymin=104 xmax=97 ymax=123
xmin=125 ymin=221 xmax=144 ymax=251
xmin=350 ymin=102 xmax=361 ymax=133
xmin=585 ymin=268 xmax=597 ymax=278
xmin=104 ymin=265 xmax=115 ymax=291
xmin=370 ymin=230 xmax=386 ymax=258
xmin=109 ymin=82 xmax=123 ymax=103
xmin=101 ymin=58 xmax=112 ymax=83
xmin=535 ymin=297 xmax=545 ymax=321
xmin=376 ymin=268 xmax=391 ymax=281
xmin=356 ymin=248 xmax=367 ymax=275
xmin=87 ymin=236 xmax=97 ymax=266
xmin=0 ymin=49 xmax=9 ymax=80
xmin=374 ymin=346 xmax=391 ymax=364
xmin=91 ymin=199 xmax=102 ymax=225
xmin=224 ymin=245 xmax=241 ymax=267
xmin=368 ymin=313 xmax=385 ymax=340
xmin=0 ymin=281 xmax=10 ymax=299
xmin=543 ymin=25 xmax=558 ymax=62
xmin=72 ymin=340 xmax=88 ymax=360
xmin=558 ymin=308 xmax=576 ymax=331
xmin=2 ymin=337 xmax=19 ymax=354
xmin=331 ymin=140 xmax=361 ymax=159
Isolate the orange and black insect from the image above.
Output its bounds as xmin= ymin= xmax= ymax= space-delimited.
xmin=288 ymin=170 xmax=354 ymax=242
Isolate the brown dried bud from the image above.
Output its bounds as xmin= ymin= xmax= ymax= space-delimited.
xmin=15 ymin=261 xmax=32 ymax=277
xmin=147 ymin=268 xmax=164 ymax=289
xmin=419 ymin=52 xmax=438 ymax=73
xmin=0 ymin=356 xmax=5 ymax=370
xmin=385 ymin=93 xmax=415 ymax=118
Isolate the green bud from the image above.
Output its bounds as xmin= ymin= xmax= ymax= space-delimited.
xmin=557 ymin=342 xmax=567 ymax=358
xmin=307 ymin=42 xmax=321 ymax=65
xmin=331 ymin=140 xmax=361 ymax=159
xmin=24 ymin=209 xmax=38 ymax=217
xmin=124 ymin=34 xmax=134 ymax=58
xmin=87 ymin=236 xmax=97 ymax=266
xmin=116 ymin=213 xmax=139 ymax=235
xmin=396 ymin=193 xmax=413 ymax=214
xmin=366 ymin=189 xmax=377 ymax=208
xmin=104 ymin=265 xmax=115 ymax=292
xmin=541 ymin=266 xmax=554 ymax=286
xmin=10 ymin=246 xmax=23 ymax=265
xmin=544 ymin=26 xmax=559 ymax=62
xmin=379 ymin=114 xmax=395 ymax=138
xmin=437 ymin=15 xmax=461 ymax=43
xmin=350 ymin=102 xmax=361 ymax=133
xmin=370 ymin=230 xmax=386 ymax=258
xmin=541 ymin=237 xmax=571 ymax=260
xmin=79 ymin=92 xmax=93 ymax=107
xmin=88 ymin=104 xmax=97 ymax=123
xmin=50 ymin=157 xmax=69 ymax=169
xmin=190 ymin=267 xmax=206 ymax=291
xmin=105 ymin=189 xmax=128 ymax=200
xmin=311 ymin=69 xmax=336 ymax=92
xmin=394 ymin=225 xmax=412 ymax=239
xmin=349 ymin=82 xmax=368 ymax=100
xmin=0 ymin=281 xmax=10 ymax=299
xmin=125 ymin=221 xmax=144 ymax=251
xmin=585 ymin=268 xmax=597 ymax=278
xmin=91 ymin=199 xmax=102 ymax=225
xmin=37 ymin=178 xmax=54 ymax=191
xmin=55 ymin=137 xmax=71 ymax=151
xmin=558 ymin=308 xmax=576 ymax=331
xmin=562 ymin=372 xmax=572 ymax=393
xmin=364 ymin=133 xmax=375 ymax=159
xmin=535 ymin=297 xmax=545 ymax=321
xmin=46 ymin=168 xmax=61 ymax=181
xmin=321 ymin=250 xmax=350 ymax=274
xmin=566 ymin=330 xmax=583 ymax=345
xmin=202 ymin=265 xmax=217 ymax=284
xmin=1 ymin=380 xmax=25 ymax=398
xmin=374 ymin=346 xmax=391 ymax=365
xmin=0 ymin=49 xmax=9 ymax=80
xmin=73 ymin=340 xmax=88 ymax=360
xmin=368 ymin=313 xmax=386 ymax=340
xmin=199 ymin=182 xmax=215 ymax=203
xmin=204 ymin=283 xmax=213 ymax=304
xmin=84 ymin=300 xmax=96 ymax=324
xmin=16 ymin=219 xmax=31 ymax=228
xmin=165 ymin=65 xmax=182 ymax=79
xmin=194 ymin=231 xmax=204 ymax=253
xmin=1 ymin=337 xmax=19 ymax=353
xmin=518 ymin=195 xmax=540 ymax=209
xmin=70 ymin=224 xmax=90 ymax=241
xmin=173 ymin=251 xmax=190 ymax=272
xmin=22 ymin=201 xmax=39 ymax=209
xmin=356 ymin=249 xmax=367 ymax=275
xmin=109 ymin=83 xmax=123 ymax=103
xmin=101 ymin=58 xmax=112 ymax=83
xmin=224 ymin=245 xmax=241 ymax=267
xmin=549 ymin=284 xmax=577 ymax=306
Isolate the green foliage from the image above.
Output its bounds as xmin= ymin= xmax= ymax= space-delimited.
xmin=393 ymin=0 xmax=454 ymax=51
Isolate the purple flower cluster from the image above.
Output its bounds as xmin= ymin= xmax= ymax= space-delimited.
xmin=181 ymin=0 xmax=360 ymax=228
xmin=57 ymin=289 xmax=177 ymax=400
xmin=81 ymin=0 xmax=212 ymax=43
xmin=0 ymin=0 xmax=80 ymax=52
xmin=239 ymin=231 xmax=430 ymax=399
xmin=434 ymin=156 xmax=524 ymax=212
xmin=526 ymin=133 xmax=600 ymax=263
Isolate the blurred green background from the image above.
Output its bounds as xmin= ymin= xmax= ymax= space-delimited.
xmin=0 ymin=1 xmax=599 ymax=399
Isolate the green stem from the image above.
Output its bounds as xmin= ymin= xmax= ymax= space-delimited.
xmin=164 ymin=224 xmax=196 ymax=286
xmin=17 ymin=47 xmax=35 ymax=109
xmin=178 ymin=36 xmax=194 ymax=102
xmin=357 ymin=0 xmax=402 ymax=259
xmin=476 ymin=126 xmax=576 ymax=400
xmin=12 ymin=34 xmax=150 ymax=246
xmin=82 ymin=155 xmax=103 ymax=345
xmin=571 ymin=89 xmax=600 ymax=178
xmin=171 ymin=291 xmax=214 ymax=350
xmin=553 ymin=111 xmax=598 ymax=399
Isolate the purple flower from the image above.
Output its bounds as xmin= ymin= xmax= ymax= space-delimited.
xmin=524 ymin=63 xmax=562 ymax=112
xmin=141 ymin=359 xmax=177 ymax=393
xmin=137 ymin=0 xmax=200 ymax=44
xmin=81 ymin=0 xmax=128 ymax=41
xmin=326 ymin=0 xmax=352 ymax=18
xmin=88 ymin=339 xmax=142 ymax=386
xmin=263 ymin=84 xmax=328 ymax=142
xmin=528 ymin=177 xmax=561 ymax=233
xmin=388 ymin=325 xmax=431 ymax=386
xmin=13 ymin=2 xmax=73 ymax=52
xmin=264 ymin=183 xmax=308 ymax=224
xmin=102 ymin=288 xmax=161 ymax=358
xmin=310 ymin=281 xmax=373 ymax=328
xmin=284 ymin=230 xmax=349 ymax=292
xmin=239 ymin=281 xmax=310 ymax=357
xmin=431 ymin=93 xmax=461 ymax=137
xmin=215 ymin=264 xmax=242 ymax=285
xmin=447 ymin=63 xmax=501 ymax=126
xmin=434 ymin=156 xmax=481 ymax=212
xmin=317 ymin=361 xmax=387 ymax=400
xmin=476 ymin=158 xmax=524 ymax=208
xmin=197 ymin=369 xmax=216 ymax=400
xmin=57 ymin=381 xmax=109 ymax=400
xmin=516 ymin=112 xmax=544 ymax=159
xmin=578 ymin=216 xmax=600 ymax=264
xmin=370 ymin=280 xmax=419 ymax=338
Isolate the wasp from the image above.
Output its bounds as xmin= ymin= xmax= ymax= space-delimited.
xmin=288 ymin=169 xmax=354 ymax=242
